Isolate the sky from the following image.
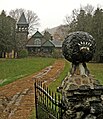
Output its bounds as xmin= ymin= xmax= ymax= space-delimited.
xmin=0 ymin=0 xmax=103 ymax=31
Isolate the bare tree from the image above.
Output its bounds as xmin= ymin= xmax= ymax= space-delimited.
xmin=26 ymin=10 xmax=40 ymax=36
xmin=84 ymin=4 xmax=94 ymax=15
xmin=65 ymin=4 xmax=94 ymax=25
xmin=9 ymin=8 xmax=40 ymax=36
xmin=9 ymin=8 xmax=25 ymax=21
xmin=65 ymin=9 xmax=79 ymax=25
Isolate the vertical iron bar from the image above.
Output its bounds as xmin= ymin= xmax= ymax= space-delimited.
xmin=44 ymin=84 xmax=46 ymax=106
xmin=47 ymin=87 xmax=49 ymax=108
xmin=55 ymin=93 xmax=57 ymax=111
xmin=58 ymin=94 xmax=62 ymax=119
xmin=34 ymin=81 xmax=38 ymax=119
xmin=43 ymin=85 xmax=45 ymax=104
xmin=57 ymin=93 xmax=59 ymax=119
xmin=45 ymin=85 xmax=47 ymax=107
xmin=49 ymin=89 xmax=51 ymax=108
xmin=41 ymin=81 xmax=43 ymax=104
xmin=52 ymin=92 xmax=54 ymax=110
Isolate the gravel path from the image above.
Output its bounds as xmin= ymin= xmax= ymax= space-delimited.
xmin=0 ymin=59 xmax=65 ymax=119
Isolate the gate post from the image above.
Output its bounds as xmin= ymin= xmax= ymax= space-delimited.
xmin=59 ymin=31 xmax=103 ymax=119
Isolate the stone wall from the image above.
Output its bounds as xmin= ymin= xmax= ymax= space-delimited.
xmin=59 ymin=75 xmax=103 ymax=119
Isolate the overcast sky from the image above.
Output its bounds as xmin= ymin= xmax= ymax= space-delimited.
xmin=0 ymin=0 xmax=103 ymax=31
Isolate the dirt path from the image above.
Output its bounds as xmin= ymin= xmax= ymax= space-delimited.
xmin=0 ymin=59 xmax=65 ymax=119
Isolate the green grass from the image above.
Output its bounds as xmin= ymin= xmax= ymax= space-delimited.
xmin=49 ymin=59 xmax=70 ymax=92
xmin=88 ymin=63 xmax=103 ymax=84
xmin=0 ymin=57 xmax=55 ymax=86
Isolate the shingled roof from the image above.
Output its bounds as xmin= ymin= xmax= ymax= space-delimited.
xmin=17 ymin=12 xmax=28 ymax=25
xmin=52 ymin=39 xmax=62 ymax=48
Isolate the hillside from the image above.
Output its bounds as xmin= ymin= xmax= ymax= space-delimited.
xmin=42 ymin=26 xmax=59 ymax=35
xmin=42 ymin=25 xmax=69 ymax=41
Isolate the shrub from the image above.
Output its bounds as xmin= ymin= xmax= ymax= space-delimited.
xmin=18 ymin=49 xmax=28 ymax=58
xmin=52 ymin=49 xmax=62 ymax=58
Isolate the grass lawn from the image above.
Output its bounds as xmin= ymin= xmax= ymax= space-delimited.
xmin=0 ymin=57 xmax=55 ymax=86
xmin=88 ymin=63 xmax=103 ymax=84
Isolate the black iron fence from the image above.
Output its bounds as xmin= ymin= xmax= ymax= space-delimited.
xmin=34 ymin=81 xmax=64 ymax=119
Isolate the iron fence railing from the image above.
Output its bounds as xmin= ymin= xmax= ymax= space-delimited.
xmin=34 ymin=81 xmax=64 ymax=119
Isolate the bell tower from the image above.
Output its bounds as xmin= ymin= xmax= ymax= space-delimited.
xmin=16 ymin=12 xmax=29 ymax=50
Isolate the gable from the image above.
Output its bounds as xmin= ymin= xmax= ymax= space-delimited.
xmin=27 ymin=37 xmax=42 ymax=46
xmin=42 ymin=40 xmax=55 ymax=47
xmin=32 ymin=31 xmax=43 ymax=38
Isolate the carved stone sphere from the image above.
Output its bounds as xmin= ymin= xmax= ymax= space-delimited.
xmin=62 ymin=31 xmax=96 ymax=64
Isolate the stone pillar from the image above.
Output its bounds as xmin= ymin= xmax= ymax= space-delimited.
xmin=59 ymin=31 xmax=103 ymax=119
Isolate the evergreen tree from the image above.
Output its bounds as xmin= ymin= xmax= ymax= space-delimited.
xmin=44 ymin=31 xmax=53 ymax=40
xmin=0 ymin=10 xmax=16 ymax=53
xmin=76 ymin=9 xmax=86 ymax=31
xmin=65 ymin=5 xmax=103 ymax=62
xmin=92 ymin=8 xmax=103 ymax=62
